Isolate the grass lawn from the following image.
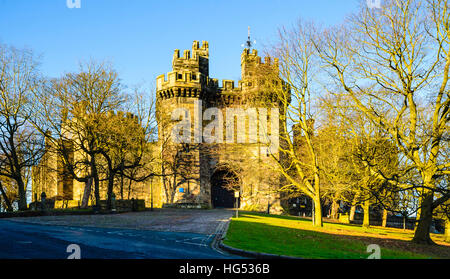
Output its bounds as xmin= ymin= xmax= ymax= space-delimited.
xmin=223 ymin=211 xmax=450 ymax=259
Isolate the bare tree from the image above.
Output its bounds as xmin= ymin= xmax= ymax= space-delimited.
xmin=316 ymin=0 xmax=450 ymax=244
xmin=96 ymin=96 xmax=157 ymax=209
xmin=34 ymin=61 xmax=124 ymax=209
xmin=0 ymin=45 xmax=44 ymax=211
xmin=266 ymin=21 xmax=325 ymax=226
xmin=115 ymin=91 xmax=158 ymax=200
xmin=160 ymin=139 xmax=201 ymax=204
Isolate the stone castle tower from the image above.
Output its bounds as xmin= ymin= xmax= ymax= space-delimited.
xmin=156 ymin=40 xmax=285 ymax=212
xmin=31 ymin=40 xmax=287 ymax=212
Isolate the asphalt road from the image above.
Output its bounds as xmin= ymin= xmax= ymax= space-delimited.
xmin=0 ymin=220 xmax=238 ymax=259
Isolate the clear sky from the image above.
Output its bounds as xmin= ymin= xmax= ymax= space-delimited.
xmin=0 ymin=0 xmax=361 ymax=89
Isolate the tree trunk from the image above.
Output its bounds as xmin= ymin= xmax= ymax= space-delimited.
xmin=10 ymin=135 xmax=27 ymax=211
xmin=127 ymin=178 xmax=132 ymax=200
xmin=382 ymin=209 xmax=388 ymax=227
xmin=161 ymin=164 xmax=169 ymax=204
xmin=349 ymin=194 xmax=359 ymax=222
xmin=90 ymin=156 xmax=101 ymax=211
xmin=81 ymin=178 xmax=92 ymax=209
xmin=403 ymin=216 xmax=407 ymax=230
xmin=445 ymin=219 xmax=450 ymax=243
xmin=93 ymin=176 xmax=100 ymax=209
xmin=313 ymin=197 xmax=323 ymax=227
xmin=106 ymin=175 xmax=114 ymax=210
xmin=349 ymin=205 xmax=356 ymax=222
xmin=16 ymin=176 xmax=27 ymax=211
xmin=169 ymin=174 xmax=177 ymax=204
xmin=90 ymin=155 xmax=100 ymax=211
xmin=312 ymin=174 xmax=323 ymax=227
xmin=362 ymin=199 xmax=370 ymax=228
xmin=412 ymin=190 xmax=434 ymax=245
xmin=120 ymin=173 xmax=124 ymax=200
xmin=331 ymin=199 xmax=339 ymax=219
xmin=0 ymin=181 xmax=13 ymax=212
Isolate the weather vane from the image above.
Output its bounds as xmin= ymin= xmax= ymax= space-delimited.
xmin=241 ymin=26 xmax=256 ymax=49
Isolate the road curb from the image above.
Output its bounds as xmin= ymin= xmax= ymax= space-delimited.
xmin=218 ymin=242 xmax=302 ymax=259
xmin=211 ymin=215 xmax=302 ymax=259
xmin=210 ymin=216 xmax=232 ymax=256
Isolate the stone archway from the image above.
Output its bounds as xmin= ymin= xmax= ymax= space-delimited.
xmin=210 ymin=167 xmax=240 ymax=208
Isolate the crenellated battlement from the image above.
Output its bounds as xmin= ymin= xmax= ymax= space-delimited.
xmin=221 ymin=80 xmax=236 ymax=90
xmin=240 ymin=49 xmax=278 ymax=65
xmin=191 ymin=40 xmax=209 ymax=58
xmin=172 ymin=40 xmax=209 ymax=60
xmin=106 ymin=110 xmax=138 ymax=121
xmin=172 ymin=40 xmax=209 ymax=76
xmin=241 ymin=48 xmax=260 ymax=62
xmin=241 ymin=48 xmax=279 ymax=79
xmin=156 ymin=71 xmax=203 ymax=91
xmin=156 ymin=40 xmax=282 ymax=105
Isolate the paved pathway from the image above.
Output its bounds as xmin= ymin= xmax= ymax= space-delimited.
xmin=7 ymin=208 xmax=233 ymax=234
xmin=0 ymin=209 xmax=238 ymax=259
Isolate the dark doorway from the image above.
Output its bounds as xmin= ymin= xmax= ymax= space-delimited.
xmin=211 ymin=168 xmax=239 ymax=208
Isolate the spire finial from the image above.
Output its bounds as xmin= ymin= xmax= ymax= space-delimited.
xmin=242 ymin=26 xmax=256 ymax=49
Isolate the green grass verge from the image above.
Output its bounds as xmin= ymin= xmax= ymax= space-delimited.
xmin=223 ymin=211 xmax=434 ymax=259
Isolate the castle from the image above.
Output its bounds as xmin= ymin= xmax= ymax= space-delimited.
xmin=32 ymin=41 xmax=287 ymax=212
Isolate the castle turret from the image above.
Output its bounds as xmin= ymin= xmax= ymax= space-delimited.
xmin=241 ymin=48 xmax=261 ymax=79
xmin=240 ymin=48 xmax=279 ymax=93
xmin=156 ymin=41 xmax=210 ymax=100
xmin=172 ymin=40 xmax=209 ymax=76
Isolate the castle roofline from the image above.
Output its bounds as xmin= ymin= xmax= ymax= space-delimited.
xmin=156 ymin=41 xmax=282 ymax=101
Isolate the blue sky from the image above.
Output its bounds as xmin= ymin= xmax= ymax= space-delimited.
xmin=0 ymin=0 xmax=361 ymax=89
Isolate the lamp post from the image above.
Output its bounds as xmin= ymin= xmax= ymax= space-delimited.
xmin=234 ymin=191 xmax=240 ymax=218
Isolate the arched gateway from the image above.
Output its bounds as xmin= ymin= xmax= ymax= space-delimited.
xmin=210 ymin=167 xmax=240 ymax=208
